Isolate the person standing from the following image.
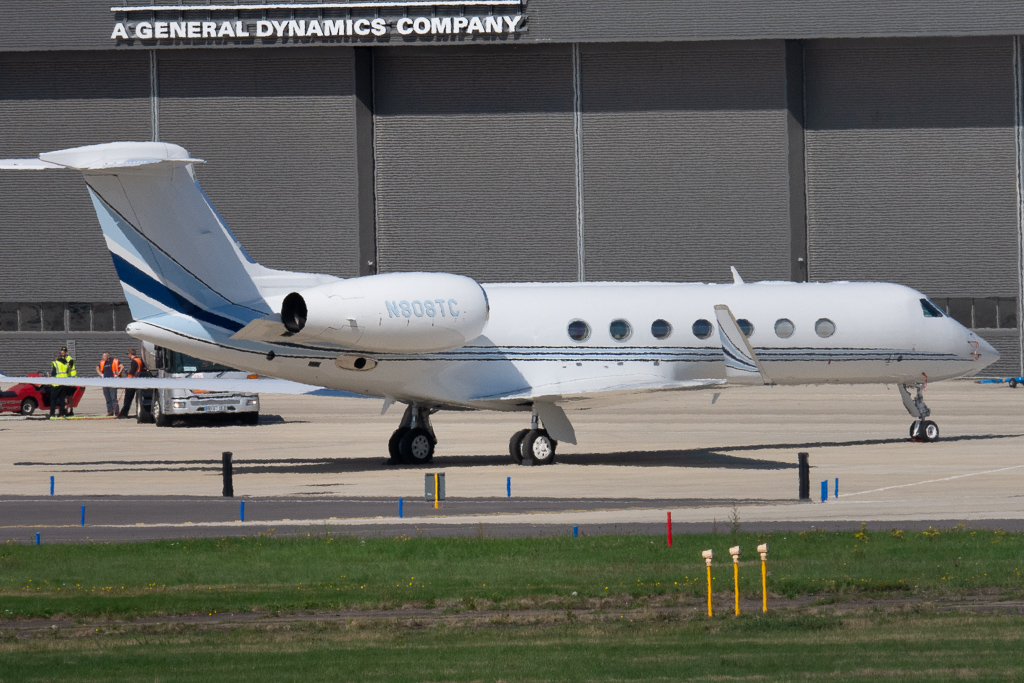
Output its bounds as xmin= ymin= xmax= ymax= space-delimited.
xmin=60 ymin=346 xmax=77 ymax=416
xmin=49 ymin=351 xmax=69 ymax=419
xmin=96 ymin=351 xmax=122 ymax=417
xmin=116 ymin=348 xmax=145 ymax=419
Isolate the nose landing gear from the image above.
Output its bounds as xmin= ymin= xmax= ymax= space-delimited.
xmin=388 ymin=404 xmax=437 ymax=465
xmin=899 ymin=384 xmax=939 ymax=442
xmin=508 ymin=414 xmax=557 ymax=465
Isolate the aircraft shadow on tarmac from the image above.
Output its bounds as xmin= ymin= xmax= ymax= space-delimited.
xmin=14 ymin=433 xmax=1019 ymax=475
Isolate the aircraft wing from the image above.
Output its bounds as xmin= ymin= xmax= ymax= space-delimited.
xmin=0 ymin=373 xmax=329 ymax=395
xmin=472 ymin=375 xmax=726 ymax=403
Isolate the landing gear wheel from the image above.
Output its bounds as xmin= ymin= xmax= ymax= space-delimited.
xmin=20 ymin=398 xmax=36 ymax=416
xmin=909 ymin=420 xmax=921 ymax=440
xmin=1010 ymin=378 xmax=1018 ymax=388
xmin=522 ymin=429 xmax=556 ymax=465
xmin=400 ymin=427 xmax=435 ymax=465
xmin=388 ymin=428 xmax=408 ymax=463
xmin=508 ymin=429 xmax=529 ymax=464
xmin=919 ymin=420 xmax=939 ymax=442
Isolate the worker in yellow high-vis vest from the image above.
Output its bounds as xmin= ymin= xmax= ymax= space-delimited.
xmin=48 ymin=346 xmax=77 ymax=419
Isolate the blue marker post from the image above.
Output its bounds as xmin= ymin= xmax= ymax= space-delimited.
xmin=820 ymin=481 xmax=828 ymax=503
xmin=35 ymin=532 xmax=40 ymax=545
xmin=506 ymin=476 xmax=511 ymax=498
xmin=239 ymin=500 xmax=245 ymax=522
xmin=573 ymin=525 xmax=578 ymax=537
xmin=49 ymin=476 xmax=54 ymax=496
xmin=398 ymin=497 xmax=403 ymax=518
xmin=80 ymin=505 xmax=85 ymax=526
xmin=835 ymin=477 xmax=839 ymax=498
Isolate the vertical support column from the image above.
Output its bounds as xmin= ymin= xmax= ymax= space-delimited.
xmin=149 ymin=50 xmax=160 ymax=143
xmin=1014 ymin=37 xmax=1024 ymax=375
xmin=354 ymin=47 xmax=377 ymax=277
xmin=572 ymin=42 xmax=586 ymax=283
xmin=784 ymin=40 xmax=808 ymax=283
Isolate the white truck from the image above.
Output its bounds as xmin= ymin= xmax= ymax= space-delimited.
xmin=136 ymin=343 xmax=259 ymax=426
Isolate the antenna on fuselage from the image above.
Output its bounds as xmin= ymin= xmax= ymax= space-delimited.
xmin=730 ymin=266 xmax=745 ymax=285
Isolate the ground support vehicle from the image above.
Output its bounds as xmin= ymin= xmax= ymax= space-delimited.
xmin=135 ymin=345 xmax=259 ymax=426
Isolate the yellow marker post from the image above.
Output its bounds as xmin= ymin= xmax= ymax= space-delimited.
xmin=434 ymin=473 xmax=439 ymax=509
xmin=701 ymin=549 xmax=714 ymax=617
xmin=758 ymin=543 xmax=769 ymax=612
xmin=729 ymin=545 xmax=741 ymax=615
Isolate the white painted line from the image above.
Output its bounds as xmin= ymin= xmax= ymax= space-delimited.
xmin=112 ymin=1 xmax=520 ymax=12
xmin=841 ymin=465 xmax=1024 ymax=498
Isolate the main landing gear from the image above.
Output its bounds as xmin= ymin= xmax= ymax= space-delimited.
xmin=388 ymin=404 xmax=437 ymax=465
xmin=899 ymin=384 xmax=939 ymax=443
xmin=508 ymin=414 xmax=557 ymax=466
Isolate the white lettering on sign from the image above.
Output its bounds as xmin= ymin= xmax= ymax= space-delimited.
xmin=110 ymin=14 xmax=525 ymax=41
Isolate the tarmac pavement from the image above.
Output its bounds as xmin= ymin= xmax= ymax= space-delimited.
xmin=0 ymin=380 xmax=1021 ymax=541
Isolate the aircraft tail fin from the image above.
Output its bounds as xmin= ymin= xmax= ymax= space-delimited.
xmin=714 ymin=304 xmax=772 ymax=385
xmin=2 ymin=142 xmax=336 ymax=336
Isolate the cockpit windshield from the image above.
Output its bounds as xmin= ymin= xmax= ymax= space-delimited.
xmin=920 ymin=299 xmax=945 ymax=318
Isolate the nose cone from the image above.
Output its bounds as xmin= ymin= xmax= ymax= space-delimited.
xmin=973 ymin=334 xmax=1000 ymax=370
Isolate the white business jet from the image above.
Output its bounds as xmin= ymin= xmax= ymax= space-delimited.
xmin=0 ymin=142 xmax=1000 ymax=464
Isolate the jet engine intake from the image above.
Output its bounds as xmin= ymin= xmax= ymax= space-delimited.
xmin=279 ymin=272 xmax=488 ymax=353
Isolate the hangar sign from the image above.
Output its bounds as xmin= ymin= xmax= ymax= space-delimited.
xmin=110 ymin=1 xmax=526 ymax=43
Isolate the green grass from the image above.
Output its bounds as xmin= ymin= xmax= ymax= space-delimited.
xmin=1 ymin=526 xmax=1023 ymax=619
xmin=2 ymin=612 xmax=1024 ymax=681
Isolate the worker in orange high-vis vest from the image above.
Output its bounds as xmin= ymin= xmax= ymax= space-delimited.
xmin=96 ymin=351 xmax=122 ymax=417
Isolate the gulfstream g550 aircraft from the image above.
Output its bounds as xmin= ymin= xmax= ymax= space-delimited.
xmin=0 ymin=142 xmax=1000 ymax=464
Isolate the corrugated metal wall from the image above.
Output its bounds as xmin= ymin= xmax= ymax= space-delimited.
xmin=373 ymin=45 xmax=577 ymax=282
xmin=0 ymin=51 xmax=150 ymax=302
xmin=0 ymin=334 xmax=135 ymax=377
xmin=804 ymin=37 xmax=1018 ymax=297
xmin=580 ymin=41 xmax=791 ymax=282
xmin=157 ymin=47 xmax=361 ymax=278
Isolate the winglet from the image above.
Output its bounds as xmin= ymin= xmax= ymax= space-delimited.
xmin=730 ymin=266 xmax=744 ymax=285
xmin=714 ymin=304 xmax=771 ymax=385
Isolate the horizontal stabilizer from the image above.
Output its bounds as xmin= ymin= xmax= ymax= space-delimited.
xmin=0 ymin=158 xmax=64 ymax=170
xmin=714 ymin=304 xmax=771 ymax=385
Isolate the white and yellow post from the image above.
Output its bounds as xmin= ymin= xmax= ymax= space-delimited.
xmin=702 ymin=549 xmax=714 ymax=617
xmin=758 ymin=543 xmax=769 ymax=613
xmin=729 ymin=545 xmax=741 ymax=615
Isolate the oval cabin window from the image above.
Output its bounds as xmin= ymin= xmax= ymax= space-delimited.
xmin=737 ymin=319 xmax=754 ymax=337
xmin=567 ymin=320 xmax=591 ymax=342
xmin=651 ymin=319 xmax=672 ymax=340
xmin=609 ymin=319 xmax=632 ymax=341
xmin=815 ymin=318 xmax=836 ymax=338
xmin=774 ymin=318 xmax=795 ymax=338
xmin=692 ymin=319 xmax=714 ymax=339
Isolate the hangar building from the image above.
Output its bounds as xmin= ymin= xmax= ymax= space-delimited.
xmin=1 ymin=1 xmax=1021 ymax=377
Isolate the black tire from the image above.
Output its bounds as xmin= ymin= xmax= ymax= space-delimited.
xmin=400 ymin=427 xmax=435 ymax=465
xmin=1010 ymin=378 xmax=1018 ymax=388
xmin=522 ymin=429 xmax=556 ymax=465
xmin=509 ymin=429 xmax=529 ymax=464
xmin=388 ymin=428 xmax=408 ymax=462
xmin=920 ymin=420 xmax=939 ymax=442
xmin=20 ymin=398 xmax=36 ymax=416
xmin=153 ymin=398 xmax=170 ymax=427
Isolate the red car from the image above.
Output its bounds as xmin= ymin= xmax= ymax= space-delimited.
xmin=0 ymin=373 xmax=85 ymax=416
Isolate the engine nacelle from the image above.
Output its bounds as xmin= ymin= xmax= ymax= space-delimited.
xmin=280 ymin=272 xmax=488 ymax=353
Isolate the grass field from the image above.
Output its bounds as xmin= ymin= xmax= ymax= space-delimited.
xmin=1 ymin=528 xmax=1023 ymax=680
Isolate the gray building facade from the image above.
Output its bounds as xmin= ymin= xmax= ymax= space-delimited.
xmin=0 ymin=1 xmax=1021 ymax=377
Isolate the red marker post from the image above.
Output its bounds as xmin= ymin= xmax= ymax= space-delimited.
xmin=666 ymin=511 xmax=672 ymax=547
